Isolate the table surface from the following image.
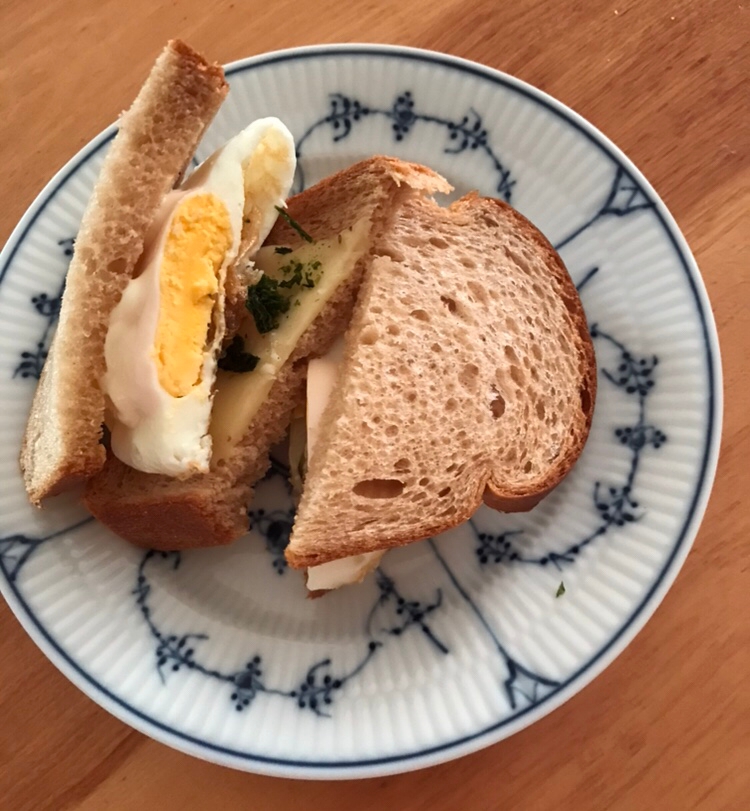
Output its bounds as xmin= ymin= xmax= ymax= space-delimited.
xmin=1 ymin=1 xmax=747 ymax=809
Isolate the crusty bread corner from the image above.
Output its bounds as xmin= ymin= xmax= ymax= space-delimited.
xmin=83 ymin=157 xmax=451 ymax=550
xmin=285 ymin=193 xmax=597 ymax=569
xmin=475 ymin=196 xmax=597 ymax=512
xmin=20 ymin=40 xmax=228 ymax=505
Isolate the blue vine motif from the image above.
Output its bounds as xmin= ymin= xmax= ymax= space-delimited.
xmin=13 ymin=239 xmax=70 ymax=380
xmin=554 ymin=166 xmax=655 ymax=250
xmin=367 ymin=569 xmax=448 ymax=654
xmin=249 ymin=507 xmax=293 ymax=574
xmin=295 ymin=91 xmax=516 ymax=201
xmin=469 ymin=327 xmax=667 ymax=570
xmin=132 ymin=547 xmax=445 ymax=715
xmin=248 ymin=458 xmax=295 ymax=574
xmin=0 ymin=517 xmax=92 ymax=582
xmin=428 ymin=539 xmax=560 ymax=708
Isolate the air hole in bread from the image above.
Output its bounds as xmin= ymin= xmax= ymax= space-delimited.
xmin=107 ymin=256 xmax=128 ymax=279
xmin=431 ymin=343 xmax=442 ymax=353
xmin=385 ymin=424 xmax=399 ymax=437
xmin=536 ymin=400 xmax=546 ymax=420
xmin=510 ymin=365 xmax=525 ymax=386
xmin=459 ymin=363 xmax=479 ymax=389
xmin=418 ymin=477 xmax=430 ymax=486
xmin=505 ymin=447 xmax=517 ymax=463
xmin=361 ymin=325 xmax=379 ymax=345
xmin=353 ymin=479 xmax=405 ymax=499
xmin=437 ymin=486 xmax=452 ymax=498
xmin=353 ymin=518 xmax=380 ymax=531
xmin=380 ymin=247 xmax=405 ymax=262
xmin=406 ymin=391 xmax=417 ymax=403
xmin=429 ymin=236 xmax=450 ymax=249
xmin=445 ymin=397 xmax=458 ymax=412
xmin=461 ymin=256 xmax=477 ymax=269
xmin=505 ymin=345 xmax=520 ymax=364
xmin=394 ymin=458 xmax=411 ymax=472
xmin=506 ymin=247 xmax=530 ymax=275
xmin=483 ymin=215 xmax=500 ymax=228
xmin=386 ymin=324 xmax=400 ymax=336
xmin=467 ymin=280 xmax=488 ymax=304
xmin=411 ymin=309 xmax=430 ymax=322
xmin=580 ymin=384 xmax=592 ymax=415
xmin=490 ymin=386 xmax=506 ymax=419
xmin=531 ymin=343 xmax=542 ymax=361
xmin=523 ymin=460 xmax=533 ymax=474
xmin=446 ymin=462 xmax=458 ymax=473
xmin=440 ymin=295 xmax=457 ymax=313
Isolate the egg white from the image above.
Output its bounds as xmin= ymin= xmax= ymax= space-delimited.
xmin=103 ymin=118 xmax=296 ymax=476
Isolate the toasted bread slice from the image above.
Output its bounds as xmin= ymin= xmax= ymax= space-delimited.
xmin=83 ymin=158 xmax=451 ymax=549
xmin=20 ymin=41 xmax=228 ymax=504
xmin=285 ymin=193 xmax=597 ymax=569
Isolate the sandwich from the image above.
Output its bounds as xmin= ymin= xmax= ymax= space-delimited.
xmin=291 ymin=194 xmax=597 ymax=591
xmin=21 ymin=40 xmax=302 ymax=499
xmin=21 ymin=40 xmax=229 ymax=502
xmin=20 ymin=39 xmax=596 ymax=596
xmin=82 ymin=157 xmax=451 ymax=547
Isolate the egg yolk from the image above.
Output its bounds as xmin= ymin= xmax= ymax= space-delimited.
xmin=154 ymin=193 xmax=232 ymax=397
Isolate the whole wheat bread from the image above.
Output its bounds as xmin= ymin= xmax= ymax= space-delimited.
xmin=286 ymin=193 xmax=597 ymax=569
xmin=83 ymin=157 xmax=451 ymax=549
xmin=20 ymin=41 xmax=228 ymax=504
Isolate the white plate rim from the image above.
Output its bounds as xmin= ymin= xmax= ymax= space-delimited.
xmin=0 ymin=43 xmax=723 ymax=779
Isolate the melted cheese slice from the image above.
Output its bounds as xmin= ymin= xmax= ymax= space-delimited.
xmin=304 ymin=336 xmax=384 ymax=592
xmin=210 ymin=218 xmax=371 ymax=462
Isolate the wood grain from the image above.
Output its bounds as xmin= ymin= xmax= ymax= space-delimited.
xmin=1 ymin=1 xmax=748 ymax=808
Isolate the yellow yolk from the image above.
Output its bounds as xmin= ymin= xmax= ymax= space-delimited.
xmin=154 ymin=193 xmax=232 ymax=397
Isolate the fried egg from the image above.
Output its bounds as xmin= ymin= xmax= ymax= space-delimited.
xmin=103 ymin=118 xmax=296 ymax=476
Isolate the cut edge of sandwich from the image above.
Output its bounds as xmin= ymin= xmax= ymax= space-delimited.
xmin=20 ymin=40 xmax=228 ymax=505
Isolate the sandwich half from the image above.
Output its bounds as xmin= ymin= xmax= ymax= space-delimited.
xmin=83 ymin=158 xmax=451 ymax=549
xmin=289 ymin=193 xmax=597 ymax=590
xmin=21 ymin=40 xmax=229 ymax=503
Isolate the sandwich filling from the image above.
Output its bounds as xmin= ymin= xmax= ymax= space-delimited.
xmin=210 ymin=218 xmax=372 ymax=463
xmin=102 ymin=118 xmax=295 ymax=477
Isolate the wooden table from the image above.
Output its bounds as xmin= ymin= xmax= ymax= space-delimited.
xmin=1 ymin=1 xmax=747 ymax=808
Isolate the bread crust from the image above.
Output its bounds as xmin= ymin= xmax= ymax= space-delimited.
xmin=477 ymin=196 xmax=597 ymax=510
xmin=83 ymin=157 xmax=450 ymax=550
xmin=20 ymin=40 xmax=228 ymax=504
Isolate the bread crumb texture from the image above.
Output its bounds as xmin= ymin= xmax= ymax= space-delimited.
xmin=288 ymin=194 xmax=596 ymax=567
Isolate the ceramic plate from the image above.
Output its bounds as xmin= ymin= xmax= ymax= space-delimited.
xmin=0 ymin=45 xmax=721 ymax=778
